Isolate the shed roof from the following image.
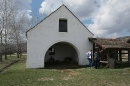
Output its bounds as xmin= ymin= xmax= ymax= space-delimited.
xmin=88 ymin=38 xmax=130 ymax=49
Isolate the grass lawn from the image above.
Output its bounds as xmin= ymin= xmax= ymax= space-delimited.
xmin=0 ymin=54 xmax=20 ymax=71
xmin=0 ymin=55 xmax=130 ymax=86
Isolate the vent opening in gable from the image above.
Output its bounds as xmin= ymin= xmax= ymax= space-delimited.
xmin=59 ymin=19 xmax=67 ymax=32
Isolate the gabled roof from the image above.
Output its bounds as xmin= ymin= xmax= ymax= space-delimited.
xmin=26 ymin=4 xmax=94 ymax=35
xmin=89 ymin=38 xmax=130 ymax=49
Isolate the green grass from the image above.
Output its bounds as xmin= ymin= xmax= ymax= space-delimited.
xmin=0 ymin=54 xmax=20 ymax=71
xmin=0 ymin=55 xmax=130 ymax=86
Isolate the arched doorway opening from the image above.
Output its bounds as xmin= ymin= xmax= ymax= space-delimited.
xmin=44 ymin=42 xmax=79 ymax=69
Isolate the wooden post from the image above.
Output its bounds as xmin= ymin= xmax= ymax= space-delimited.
xmin=92 ymin=43 xmax=95 ymax=66
xmin=93 ymin=43 xmax=95 ymax=57
xmin=119 ymin=50 xmax=122 ymax=62
xmin=128 ymin=49 xmax=130 ymax=64
xmin=116 ymin=50 xmax=118 ymax=60
xmin=106 ymin=54 xmax=108 ymax=61
xmin=106 ymin=49 xmax=109 ymax=61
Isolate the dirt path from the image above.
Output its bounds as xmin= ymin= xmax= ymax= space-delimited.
xmin=0 ymin=60 xmax=19 ymax=74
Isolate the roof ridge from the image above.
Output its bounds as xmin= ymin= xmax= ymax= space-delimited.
xmin=26 ymin=4 xmax=94 ymax=36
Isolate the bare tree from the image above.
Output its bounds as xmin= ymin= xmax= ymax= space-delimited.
xmin=0 ymin=0 xmax=29 ymax=59
xmin=0 ymin=0 xmax=47 ymax=60
xmin=0 ymin=0 xmax=11 ymax=60
xmin=8 ymin=0 xmax=29 ymax=58
xmin=29 ymin=12 xmax=45 ymax=29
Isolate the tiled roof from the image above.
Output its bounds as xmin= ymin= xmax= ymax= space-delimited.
xmin=88 ymin=38 xmax=130 ymax=49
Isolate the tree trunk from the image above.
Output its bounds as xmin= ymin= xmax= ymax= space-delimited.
xmin=4 ymin=39 xmax=8 ymax=60
xmin=109 ymin=57 xmax=116 ymax=68
xmin=5 ymin=49 xmax=7 ymax=60
xmin=109 ymin=50 xmax=117 ymax=68
xmin=0 ymin=31 xmax=3 ymax=62
xmin=0 ymin=55 xmax=2 ymax=62
xmin=4 ymin=0 xmax=8 ymax=60
xmin=17 ymin=52 xmax=19 ymax=58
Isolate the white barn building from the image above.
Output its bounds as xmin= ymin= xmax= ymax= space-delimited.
xmin=26 ymin=5 xmax=94 ymax=68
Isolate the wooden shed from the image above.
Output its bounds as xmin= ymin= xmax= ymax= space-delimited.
xmin=89 ymin=37 xmax=130 ymax=68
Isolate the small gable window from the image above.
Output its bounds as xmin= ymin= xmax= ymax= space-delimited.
xmin=59 ymin=19 xmax=67 ymax=32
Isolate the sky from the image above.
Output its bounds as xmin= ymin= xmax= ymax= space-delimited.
xmin=27 ymin=0 xmax=130 ymax=38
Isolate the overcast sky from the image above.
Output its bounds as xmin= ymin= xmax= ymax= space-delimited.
xmin=30 ymin=0 xmax=130 ymax=38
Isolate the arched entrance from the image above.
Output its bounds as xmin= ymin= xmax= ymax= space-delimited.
xmin=44 ymin=42 xmax=79 ymax=69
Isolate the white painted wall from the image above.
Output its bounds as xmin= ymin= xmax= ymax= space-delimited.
xmin=26 ymin=5 xmax=93 ymax=68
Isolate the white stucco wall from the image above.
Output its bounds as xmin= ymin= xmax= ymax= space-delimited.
xmin=26 ymin=5 xmax=94 ymax=68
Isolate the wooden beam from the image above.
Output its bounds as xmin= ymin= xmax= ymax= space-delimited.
xmin=118 ymin=53 xmax=128 ymax=54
